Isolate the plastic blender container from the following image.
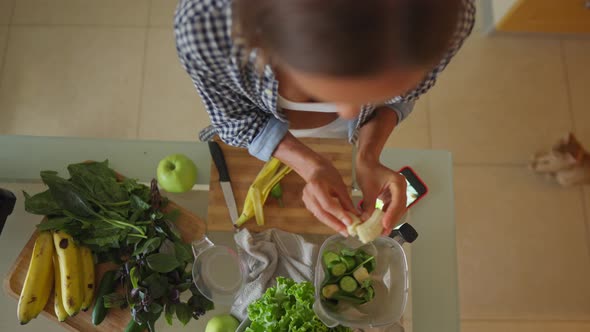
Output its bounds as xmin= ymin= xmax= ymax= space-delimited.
xmin=191 ymin=235 xmax=248 ymax=305
xmin=313 ymin=228 xmax=414 ymax=330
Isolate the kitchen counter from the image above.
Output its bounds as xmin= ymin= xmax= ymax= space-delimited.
xmin=0 ymin=135 xmax=459 ymax=332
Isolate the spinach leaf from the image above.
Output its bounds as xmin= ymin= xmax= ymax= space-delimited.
xmin=158 ymin=239 xmax=175 ymax=256
xmin=68 ymin=161 xmax=129 ymax=204
xmin=175 ymin=303 xmax=192 ymax=326
xmin=23 ymin=190 xmax=62 ymax=215
xmin=174 ymin=242 xmax=193 ymax=263
xmin=130 ymin=194 xmax=151 ymax=211
xmin=40 ymin=171 xmax=95 ymax=217
xmin=132 ymin=237 xmax=162 ymax=256
xmin=36 ymin=216 xmax=73 ymax=231
xmin=146 ymin=253 xmax=180 ymax=273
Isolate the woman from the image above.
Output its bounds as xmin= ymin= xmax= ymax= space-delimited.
xmin=175 ymin=0 xmax=475 ymax=236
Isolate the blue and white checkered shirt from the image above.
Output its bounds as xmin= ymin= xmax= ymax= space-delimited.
xmin=175 ymin=0 xmax=475 ymax=161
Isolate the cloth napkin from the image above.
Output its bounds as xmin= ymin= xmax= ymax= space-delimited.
xmin=230 ymin=228 xmax=319 ymax=321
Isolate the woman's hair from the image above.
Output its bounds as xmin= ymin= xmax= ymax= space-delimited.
xmin=234 ymin=0 xmax=463 ymax=76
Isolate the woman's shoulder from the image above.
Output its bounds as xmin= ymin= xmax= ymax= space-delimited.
xmin=174 ymin=0 xmax=235 ymax=76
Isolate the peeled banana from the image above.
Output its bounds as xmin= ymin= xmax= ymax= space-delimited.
xmin=79 ymin=245 xmax=95 ymax=311
xmin=347 ymin=207 xmax=385 ymax=244
xmin=53 ymin=230 xmax=83 ymax=316
xmin=236 ymin=158 xmax=292 ymax=226
xmin=18 ymin=231 xmax=55 ymax=325
xmin=53 ymin=253 xmax=68 ymax=322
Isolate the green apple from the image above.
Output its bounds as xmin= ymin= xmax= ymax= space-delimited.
xmin=205 ymin=314 xmax=240 ymax=332
xmin=156 ymin=154 xmax=197 ymax=193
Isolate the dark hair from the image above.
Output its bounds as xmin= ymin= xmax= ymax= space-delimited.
xmin=234 ymin=0 xmax=462 ymax=77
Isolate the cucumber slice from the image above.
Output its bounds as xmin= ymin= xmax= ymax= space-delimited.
xmin=323 ymin=251 xmax=340 ymax=267
xmin=340 ymin=248 xmax=357 ymax=257
xmin=339 ymin=276 xmax=358 ymax=293
xmin=342 ymin=256 xmax=356 ymax=271
xmin=364 ymin=286 xmax=375 ymax=302
xmin=322 ymin=284 xmax=340 ymax=299
xmin=330 ymin=263 xmax=347 ymax=277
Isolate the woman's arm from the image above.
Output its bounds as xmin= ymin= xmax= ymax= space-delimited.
xmin=273 ymin=133 xmax=356 ymax=234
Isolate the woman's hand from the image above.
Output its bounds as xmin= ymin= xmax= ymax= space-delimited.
xmin=302 ymin=158 xmax=357 ymax=236
xmin=356 ymin=160 xmax=407 ymax=235
xmin=272 ymin=133 xmax=357 ymax=235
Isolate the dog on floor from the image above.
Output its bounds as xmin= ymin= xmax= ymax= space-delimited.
xmin=530 ymin=133 xmax=590 ymax=186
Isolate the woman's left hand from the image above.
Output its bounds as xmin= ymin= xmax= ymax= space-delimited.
xmin=356 ymin=160 xmax=408 ymax=235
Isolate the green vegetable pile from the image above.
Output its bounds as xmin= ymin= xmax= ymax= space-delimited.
xmin=321 ymin=248 xmax=376 ymax=306
xmin=23 ymin=160 xmax=213 ymax=331
xmin=246 ymin=277 xmax=351 ymax=332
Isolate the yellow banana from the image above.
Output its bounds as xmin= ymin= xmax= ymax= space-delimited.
xmin=79 ymin=246 xmax=95 ymax=311
xmin=53 ymin=253 xmax=68 ymax=322
xmin=18 ymin=231 xmax=54 ymax=325
xmin=53 ymin=230 xmax=83 ymax=316
xmin=236 ymin=159 xmax=293 ymax=226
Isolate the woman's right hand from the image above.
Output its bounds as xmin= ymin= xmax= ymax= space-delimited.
xmin=273 ymin=133 xmax=357 ymax=235
xmin=301 ymin=158 xmax=357 ymax=236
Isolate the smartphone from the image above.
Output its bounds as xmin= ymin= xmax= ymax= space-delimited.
xmin=399 ymin=166 xmax=428 ymax=208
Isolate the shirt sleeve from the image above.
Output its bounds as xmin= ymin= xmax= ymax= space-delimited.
xmin=382 ymin=101 xmax=415 ymax=125
xmin=174 ymin=0 xmax=288 ymax=161
xmin=179 ymin=61 xmax=288 ymax=161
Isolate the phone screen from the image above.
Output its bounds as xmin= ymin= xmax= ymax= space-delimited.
xmin=404 ymin=177 xmax=420 ymax=207
xmin=400 ymin=167 xmax=428 ymax=208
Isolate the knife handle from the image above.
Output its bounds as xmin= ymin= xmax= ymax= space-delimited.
xmin=208 ymin=141 xmax=231 ymax=182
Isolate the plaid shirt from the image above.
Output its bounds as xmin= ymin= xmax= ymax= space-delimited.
xmin=175 ymin=0 xmax=475 ymax=161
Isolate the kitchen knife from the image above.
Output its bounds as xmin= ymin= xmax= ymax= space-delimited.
xmin=208 ymin=141 xmax=239 ymax=224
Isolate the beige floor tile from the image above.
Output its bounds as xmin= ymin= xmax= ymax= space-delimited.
xmin=150 ymin=0 xmax=177 ymax=27
xmin=563 ymin=40 xmax=590 ymax=148
xmin=462 ymin=320 xmax=590 ymax=332
xmin=139 ymin=28 xmax=209 ymax=141
xmin=455 ymin=166 xmax=590 ymax=320
xmin=0 ymin=26 xmax=145 ymax=138
xmin=12 ymin=0 xmax=150 ymax=25
xmin=0 ymin=0 xmax=14 ymax=24
xmin=386 ymin=97 xmax=431 ymax=150
xmin=429 ymin=35 xmax=572 ymax=164
xmin=0 ymin=26 xmax=7 ymax=65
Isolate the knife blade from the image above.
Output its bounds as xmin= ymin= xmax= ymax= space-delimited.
xmin=208 ymin=141 xmax=239 ymax=224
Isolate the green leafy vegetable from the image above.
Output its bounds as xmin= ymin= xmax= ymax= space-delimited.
xmin=175 ymin=303 xmax=192 ymax=326
xmin=146 ymin=253 xmax=180 ymax=273
xmin=23 ymin=161 xmax=213 ymax=331
xmin=246 ymin=277 xmax=351 ymax=332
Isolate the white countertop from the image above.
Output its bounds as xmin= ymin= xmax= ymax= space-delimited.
xmin=0 ymin=135 xmax=458 ymax=332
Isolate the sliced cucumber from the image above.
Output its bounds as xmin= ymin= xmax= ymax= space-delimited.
xmin=330 ymin=263 xmax=347 ymax=277
xmin=323 ymin=251 xmax=340 ymax=267
xmin=322 ymin=284 xmax=340 ymax=299
xmin=339 ymin=276 xmax=358 ymax=293
xmin=342 ymin=256 xmax=356 ymax=271
xmin=364 ymin=286 xmax=375 ymax=302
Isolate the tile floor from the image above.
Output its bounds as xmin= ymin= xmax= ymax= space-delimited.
xmin=1 ymin=1 xmax=590 ymax=331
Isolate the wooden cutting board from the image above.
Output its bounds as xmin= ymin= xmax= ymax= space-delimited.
xmin=207 ymin=138 xmax=353 ymax=234
xmin=4 ymin=197 xmax=206 ymax=331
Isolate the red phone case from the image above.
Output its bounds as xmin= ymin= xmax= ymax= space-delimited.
xmin=399 ymin=166 xmax=428 ymax=208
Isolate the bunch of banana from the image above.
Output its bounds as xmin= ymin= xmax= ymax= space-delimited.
xmin=17 ymin=230 xmax=95 ymax=324
xmin=235 ymin=158 xmax=292 ymax=226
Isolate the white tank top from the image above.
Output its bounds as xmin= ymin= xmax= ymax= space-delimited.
xmin=278 ymin=95 xmax=350 ymax=138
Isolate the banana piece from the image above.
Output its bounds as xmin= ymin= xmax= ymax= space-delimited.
xmin=355 ymin=209 xmax=385 ymax=244
xmin=53 ymin=231 xmax=83 ymax=316
xmin=18 ymin=231 xmax=55 ymax=325
xmin=53 ymin=253 xmax=68 ymax=322
xmin=79 ymin=246 xmax=95 ymax=311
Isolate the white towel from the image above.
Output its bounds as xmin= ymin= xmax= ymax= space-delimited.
xmin=230 ymin=228 xmax=319 ymax=321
